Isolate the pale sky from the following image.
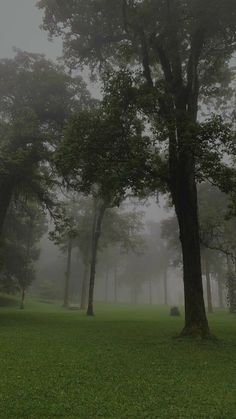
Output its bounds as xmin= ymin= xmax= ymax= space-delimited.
xmin=0 ymin=0 xmax=62 ymax=59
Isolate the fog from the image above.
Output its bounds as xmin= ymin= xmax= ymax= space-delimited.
xmin=0 ymin=0 xmax=234 ymax=316
xmin=0 ymin=0 xmax=182 ymax=308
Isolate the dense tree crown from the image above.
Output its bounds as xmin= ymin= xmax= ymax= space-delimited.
xmin=0 ymin=51 xmax=91 ymax=235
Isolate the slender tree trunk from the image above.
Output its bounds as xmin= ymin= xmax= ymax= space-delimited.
xmin=204 ymin=255 xmax=213 ymax=314
xmin=148 ymin=279 xmax=152 ymax=305
xmin=20 ymin=288 xmax=25 ymax=310
xmin=217 ymin=274 xmax=224 ymax=309
xmin=133 ymin=282 xmax=137 ymax=305
xmin=114 ymin=263 xmax=118 ymax=303
xmin=87 ymin=200 xmax=106 ymax=316
xmin=172 ymin=161 xmax=210 ymax=338
xmin=105 ymin=265 xmax=109 ymax=302
xmin=80 ymin=261 xmax=89 ymax=310
xmin=0 ymin=178 xmax=14 ymax=238
xmin=80 ymin=244 xmax=90 ymax=310
xmin=163 ymin=267 xmax=168 ymax=306
xmin=63 ymin=240 xmax=72 ymax=308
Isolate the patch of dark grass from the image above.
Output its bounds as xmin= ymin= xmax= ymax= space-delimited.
xmin=0 ymin=294 xmax=19 ymax=307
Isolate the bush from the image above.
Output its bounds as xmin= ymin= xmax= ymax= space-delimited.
xmin=170 ymin=306 xmax=181 ymax=316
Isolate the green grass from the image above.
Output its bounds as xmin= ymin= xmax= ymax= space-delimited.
xmin=0 ymin=302 xmax=236 ymax=418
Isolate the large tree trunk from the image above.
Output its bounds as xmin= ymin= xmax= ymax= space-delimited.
xmin=63 ymin=240 xmax=72 ymax=308
xmin=204 ymin=254 xmax=213 ymax=314
xmin=172 ymin=159 xmax=210 ymax=338
xmin=80 ymin=245 xmax=90 ymax=310
xmin=87 ymin=199 xmax=106 ymax=316
xmin=226 ymin=255 xmax=236 ymax=314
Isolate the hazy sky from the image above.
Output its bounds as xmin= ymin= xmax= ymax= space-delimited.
xmin=0 ymin=0 xmax=61 ymax=59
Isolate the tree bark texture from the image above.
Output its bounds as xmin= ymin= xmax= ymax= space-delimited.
xmin=150 ymin=14 xmax=209 ymax=336
xmin=226 ymin=255 xmax=236 ymax=314
xmin=87 ymin=200 xmax=106 ymax=316
xmin=171 ymin=155 xmax=209 ymax=337
xmin=80 ymin=246 xmax=90 ymax=310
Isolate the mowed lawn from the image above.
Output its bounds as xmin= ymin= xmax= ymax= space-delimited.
xmin=0 ymin=301 xmax=236 ymax=418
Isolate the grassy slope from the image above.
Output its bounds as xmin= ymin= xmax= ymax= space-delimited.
xmin=0 ymin=303 xmax=235 ymax=418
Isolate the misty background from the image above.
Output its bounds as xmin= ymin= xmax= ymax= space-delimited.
xmin=0 ymin=0 xmax=225 ymax=309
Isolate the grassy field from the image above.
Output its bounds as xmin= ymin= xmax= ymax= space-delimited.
xmin=0 ymin=301 xmax=236 ymax=418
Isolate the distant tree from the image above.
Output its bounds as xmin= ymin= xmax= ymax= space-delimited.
xmin=146 ymin=221 xmax=176 ymax=306
xmin=97 ymin=207 xmax=145 ymax=303
xmin=49 ymin=198 xmax=80 ymax=308
xmin=0 ymin=199 xmax=47 ymax=308
xmin=198 ymin=183 xmax=236 ymax=313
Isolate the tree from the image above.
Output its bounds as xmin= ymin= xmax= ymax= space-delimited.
xmin=146 ymin=221 xmax=173 ymax=306
xmin=49 ymin=198 xmax=80 ymax=308
xmin=38 ymin=0 xmax=236 ymax=336
xmin=56 ymin=72 xmax=159 ymax=316
xmin=39 ymin=0 xmax=236 ymax=336
xmin=0 ymin=199 xmax=47 ymax=308
xmin=97 ymin=206 xmax=145 ymax=303
xmin=0 ymin=50 xmax=91 ymax=240
xmin=198 ymin=183 xmax=236 ymax=313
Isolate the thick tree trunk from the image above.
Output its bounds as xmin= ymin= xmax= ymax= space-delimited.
xmin=0 ymin=178 xmax=14 ymax=238
xmin=20 ymin=288 xmax=25 ymax=310
xmin=63 ymin=240 xmax=72 ymax=308
xmin=87 ymin=200 xmax=106 ymax=316
xmin=163 ymin=267 xmax=168 ymax=306
xmin=226 ymin=255 xmax=236 ymax=314
xmin=205 ymin=255 xmax=213 ymax=314
xmin=172 ymin=163 xmax=210 ymax=338
xmin=80 ymin=244 xmax=90 ymax=310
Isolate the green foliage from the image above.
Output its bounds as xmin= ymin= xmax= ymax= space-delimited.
xmin=198 ymin=183 xmax=236 ymax=257
xmin=0 ymin=200 xmax=47 ymax=294
xmin=0 ymin=50 xmax=91 ymax=227
xmin=101 ymin=207 xmax=145 ymax=253
xmin=56 ymin=71 xmax=163 ymax=206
